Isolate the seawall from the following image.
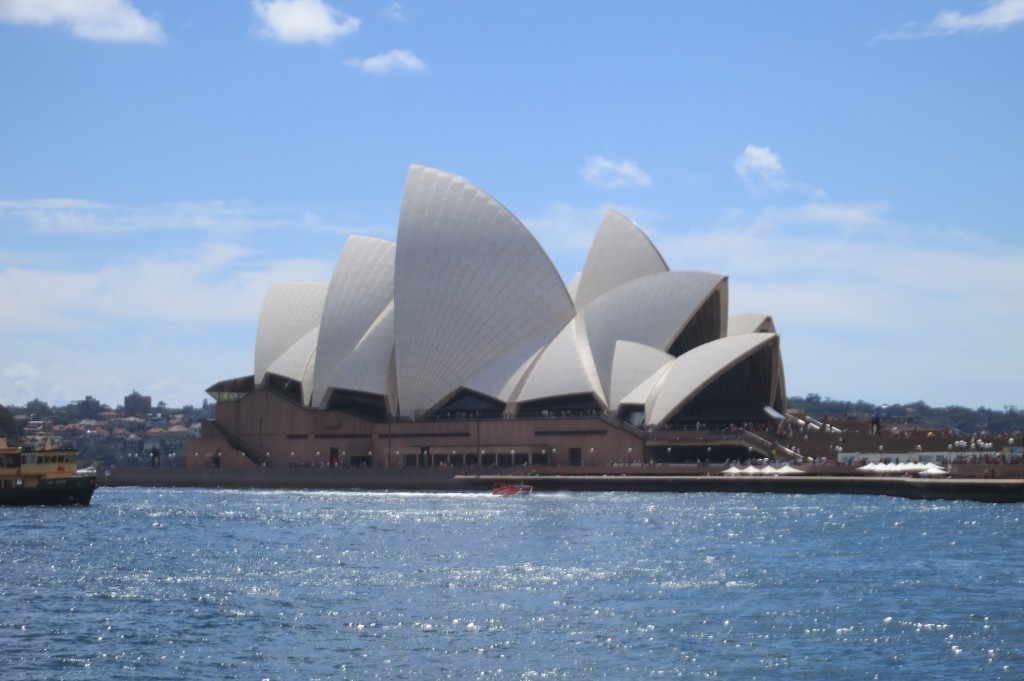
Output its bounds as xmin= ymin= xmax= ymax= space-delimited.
xmin=97 ymin=467 xmax=1024 ymax=503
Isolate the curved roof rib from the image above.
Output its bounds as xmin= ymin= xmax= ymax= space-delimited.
xmin=254 ymin=281 xmax=328 ymax=386
xmin=729 ymin=312 xmax=776 ymax=335
xmin=579 ymin=270 xmax=727 ymax=397
xmin=645 ymin=333 xmax=781 ymax=427
xmin=573 ymin=210 xmax=669 ymax=310
xmin=394 ymin=165 xmax=575 ymax=418
xmin=311 ymin=236 xmax=396 ymax=408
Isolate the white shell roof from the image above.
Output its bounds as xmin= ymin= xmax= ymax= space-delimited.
xmin=729 ymin=312 xmax=775 ymax=335
xmin=565 ymin=272 xmax=582 ymax=305
xmin=574 ymin=209 xmax=669 ymax=310
xmin=579 ymin=270 xmax=727 ymax=397
xmin=461 ymin=328 xmax=550 ymax=403
xmin=254 ymin=281 xmax=328 ymax=385
xmin=514 ymin=317 xmax=605 ymax=407
xmin=265 ymin=325 xmax=319 ymax=403
xmin=618 ymin=362 xmax=673 ymax=407
xmin=645 ymin=333 xmax=779 ymax=426
xmin=393 ymin=165 xmax=574 ymax=417
xmin=245 ymin=165 xmax=787 ymax=422
xmin=608 ymin=340 xmax=674 ymax=410
xmin=321 ymin=302 xmax=395 ymax=403
xmin=310 ymin=236 xmax=396 ymax=407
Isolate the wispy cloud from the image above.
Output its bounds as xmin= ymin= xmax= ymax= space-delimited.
xmin=879 ymin=0 xmax=1024 ymax=39
xmin=382 ymin=3 xmax=406 ymax=21
xmin=581 ymin=156 xmax=652 ymax=189
xmin=735 ymin=145 xmax=787 ymax=192
xmin=653 ymin=201 xmax=1024 ymax=407
xmin=0 ymin=198 xmax=339 ymax=236
xmin=0 ymin=190 xmax=371 ymax=408
xmin=0 ymin=0 xmax=165 ymax=43
xmin=933 ymin=0 xmax=1024 ymax=32
xmin=345 ymin=48 xmax=427 ymax=74
xmin=253 ymin=0 xmax=360 ymax=44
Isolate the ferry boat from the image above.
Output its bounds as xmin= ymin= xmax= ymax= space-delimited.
xmin=0 ymin=436 xmax=97 ymax=506
xmin=491 ymin=482 xmax=533 ymax=496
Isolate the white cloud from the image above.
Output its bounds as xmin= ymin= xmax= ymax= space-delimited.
xmin=735 ymin=144 xmax=787 ymax=192
xmin=581 ymin=156 xmax=652 ymax=189
xmin=0 ymin=198 xmax=337 ymax=236
xmin=879 ymin=0 xmax=1024 ymax=39
xmin=382 ymin=3 xmax=406 ymax=21
xmin=933 ymin=0 xmax=1024 ymax=33
xmin=253 ymin=0 xmax=360 ymax=44
xmin=651 ymin=201 xmax=1024 ymax=407
xmin=0 ymin=0 xmax=164 ymax=43
xmin=345 ymin=49 xmax=427 ymax=74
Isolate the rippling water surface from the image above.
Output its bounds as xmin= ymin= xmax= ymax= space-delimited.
xmin=2 ymin=488 xmax=1022 ymax=679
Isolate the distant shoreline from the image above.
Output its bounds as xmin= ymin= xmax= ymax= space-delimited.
xmin=97 ymin=467 xmax=1024 ymax=503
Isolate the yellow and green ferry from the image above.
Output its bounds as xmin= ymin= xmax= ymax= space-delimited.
xmin=0 ymin=436 xmax=97 ymax=506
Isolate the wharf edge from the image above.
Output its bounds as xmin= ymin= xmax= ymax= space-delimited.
xmin=97 ymin=467 xmax=1024 ymax=503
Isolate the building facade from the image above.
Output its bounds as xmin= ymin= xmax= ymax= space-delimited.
xmin=189 ymin=166 xmax=787 ymax=469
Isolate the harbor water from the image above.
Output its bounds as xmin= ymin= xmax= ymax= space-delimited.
xmin=2 ymin=488 xmax=1022 ymax=680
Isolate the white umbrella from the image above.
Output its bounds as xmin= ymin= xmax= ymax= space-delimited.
xmin=723 ymin=465 xmax=743 ymax=476
xmin=775 ymin=464 xmax=806 ymax=475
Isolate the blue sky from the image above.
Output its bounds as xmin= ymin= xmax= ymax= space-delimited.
xmin=2 ymin=0 xmax=1022 ymax=412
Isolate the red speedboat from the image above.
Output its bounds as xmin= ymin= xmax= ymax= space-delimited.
xmin=491 ymin=482 xmax=533 ymax=496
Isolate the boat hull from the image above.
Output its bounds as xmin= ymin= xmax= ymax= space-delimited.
xmin=491 ymin=483 xmax=533 ymax=496
xmin=0 ymin=474 xmax=97 ymax=506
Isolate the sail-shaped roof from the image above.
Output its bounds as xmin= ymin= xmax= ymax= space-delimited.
xmin=573 ymin=209 xmax=669 ymax=310
xmin=239 ymin=165 xmax=787 ymax=424
xmin=579 ymin=270 xmax=727 ymax=397
xmin=254 ymin=281 xmax=328 ymax=386
xmin=310 ymin=236 xmax=396 ymax=408
xmin=645 ymin=333 xmax=781 ymax=426
xmin=393 ymin=165 xmax=574 ymax=417
xmin=515 ymin=317 xmax=605 ymax=407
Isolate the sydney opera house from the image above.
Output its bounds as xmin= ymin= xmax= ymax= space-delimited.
xmin=189 ymin=165 xmax=787 ymax=470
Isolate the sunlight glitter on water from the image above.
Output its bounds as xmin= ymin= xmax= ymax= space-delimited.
xmin=2 ymin=489 xmax=1023 ymax=679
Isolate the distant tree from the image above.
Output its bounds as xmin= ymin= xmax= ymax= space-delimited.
xmin=788 ymin=395 xmax=1023 ymax=433
xmin=25 ymin=398 xmax=51 ymax=418
xmin=0 ymin=404 xmax=20 ymax=444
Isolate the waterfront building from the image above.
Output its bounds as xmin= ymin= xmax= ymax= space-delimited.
xmin=189 ymin=166 xmax=787 ymax=469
